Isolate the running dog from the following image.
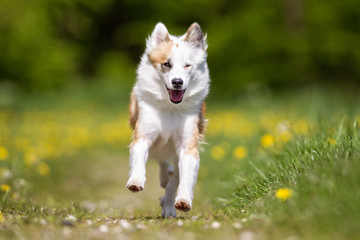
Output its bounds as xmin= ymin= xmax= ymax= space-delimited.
xmin=127 ymin=22 xmax=210 ymax=218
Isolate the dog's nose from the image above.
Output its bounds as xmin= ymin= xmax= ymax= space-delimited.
xmin=171 ymin=78 xmax=183 ymax=89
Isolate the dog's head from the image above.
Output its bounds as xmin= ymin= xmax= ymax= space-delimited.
xmin=145 ymin=22 xmax=208 ymax=104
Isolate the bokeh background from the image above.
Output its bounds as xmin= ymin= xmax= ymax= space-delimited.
xmin=1 ymin=0 xmax=360 ymax=96
xmin=1 ymin=1 xmax=360 ymax=238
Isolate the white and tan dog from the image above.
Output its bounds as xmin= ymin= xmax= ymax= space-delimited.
xmin=127 ymin=22 xmax=210 ymax=218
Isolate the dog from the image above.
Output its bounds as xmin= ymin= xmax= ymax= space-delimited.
xmin=126 ymin=22 xmax=210 ymax=218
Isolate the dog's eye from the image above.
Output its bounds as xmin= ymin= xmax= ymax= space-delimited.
xmin=162 ymin=62 xmax=171 ymax=68
xmin=185 ymin=64 xmax=192 ymax=69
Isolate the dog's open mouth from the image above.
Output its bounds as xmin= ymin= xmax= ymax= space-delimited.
xmin=166 ymin=87 xmax=186 ymax=104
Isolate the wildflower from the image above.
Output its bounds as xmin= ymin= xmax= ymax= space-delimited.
xmin=37 ymin=162 xmax=50 ymax=176
xmin=276 ymin=188 xmax=292 ymax=201
xmin=280 ymin=131 xmax=292 ymax=142
xmin=210 ymin=145 xmax=226 ymax=160
xmin=327 ymin=138 xmax=336 ymax=145
xmin=24 ymin=151 xmax=38 ymax=166
xmin=13 ymin=178 xmax=27 ymax=188
xmin=0 ymin=168 xmax=12 ymax=179
xmin=233 ymin=146 xmax=247 ymax=159
xmin=261 ymin=134 xmax=275 ymax=148
xmin=293 ymin=119 xmax=309 ymax=135
xmin=0 ymin=146 xmax=8 ymax=160
xmin=0 ymin=211 xmax=3 ymax=223
xmin=1 ymin=184 xmax=11 ymax=192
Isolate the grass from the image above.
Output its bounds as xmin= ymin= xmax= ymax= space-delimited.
xmin=224 ymin=122 xmax=360 ymax=239
xmin=0 ymin=83 xmax=360 ymax=239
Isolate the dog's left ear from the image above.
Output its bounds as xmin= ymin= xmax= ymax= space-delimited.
xmin=185 ymin=22 xmax=207 ymax=50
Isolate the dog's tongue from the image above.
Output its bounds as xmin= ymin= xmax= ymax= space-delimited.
xmin=169 ymin=90 xmax=184 ymax=103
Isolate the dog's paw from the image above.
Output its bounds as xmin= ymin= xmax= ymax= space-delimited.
xmin=126 ymin=179 xmax=144 ymax=192
xmin=160 ymin=196 xmax=177 ymax=218
xmin=161 ymin=206 xmax=177 ymax=218
xmin=175 ymin=198 xmax=191 ymax=212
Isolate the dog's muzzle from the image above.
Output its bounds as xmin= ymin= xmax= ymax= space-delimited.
xmin=166 ymin=85 xmax=186 ymax=104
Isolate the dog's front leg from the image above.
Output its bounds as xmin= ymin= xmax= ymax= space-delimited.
xmin=175 ymin=147 xmax=199 ymax=211
xmin=127 ymin=139 xmax=151 ymax=192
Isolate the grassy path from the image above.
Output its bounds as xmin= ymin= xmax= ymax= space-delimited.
xmin=2 ymin=87 xmax=360 ymax=239
xmin=1 ymin=153 xmax=247 ymax=240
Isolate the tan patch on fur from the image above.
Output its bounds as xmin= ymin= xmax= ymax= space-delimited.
xmin=185 ymin=127 xmax=199 ymax=157
xmin=131 ymin=123 xmax=142 ymax=146
xmin=129 ymin=91 xmax=143 ymax=145
xmin=129 ymin=91 xmax=138 ymax=130
xmin=186 ymin=121 xmax=200 ymax=158
xmin=198 ymin=102 xmax=207 ymax=135
xmin=148 ymin=40 xmax=174 ymax=66
xmin=185 ymin=102 xmax=207 ymax=158
xmin=186 ymin=146 xmax=199 ymax=158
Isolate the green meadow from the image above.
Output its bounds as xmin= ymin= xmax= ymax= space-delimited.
xmin=1 ymin=0 xmax=360 ymax=239
xmin=1 ymin=84 xmax=359 ymax=239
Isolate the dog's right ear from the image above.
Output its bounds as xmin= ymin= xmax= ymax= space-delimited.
xmin=146 ymin=22 xmax=170 ymax=50
xmin=185 ymin=22 xmax=207 ymax=50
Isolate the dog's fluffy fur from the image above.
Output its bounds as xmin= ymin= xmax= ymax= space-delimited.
xmin=126 ymin=22 xmax=210 ymax=218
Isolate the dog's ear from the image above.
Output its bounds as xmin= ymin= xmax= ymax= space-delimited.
xmin=147 ymin=22 xmax=170 ymax=50
xmin=185 ymin=22 xmax=207 ymax=50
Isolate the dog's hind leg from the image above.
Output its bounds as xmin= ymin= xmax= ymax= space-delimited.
xmin=159 ymin=160 xmax=174 ymax=188
xmin=160 ymin=162 xmax=179 ymax=218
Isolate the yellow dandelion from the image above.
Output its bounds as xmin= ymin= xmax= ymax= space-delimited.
xmin=1 ymin=184 xmax=11 ymax=192
xmin=327 ymin=138 xmax=336 ymax=145
xmin=233 ymin=146 xmax=247 ymax=160
xmin=280 ymin=131 xmax=292 ymax=142
xmin=276 ymin=188 xmax=292 ymax=201
xmin=24 ymin=151 xmax=38 ymax=166
xmin=293 ymin=119 xmax=309 ymax=135
xmin=210 ymin=145 xmax=226 ymax=161
xmin=37 ymin=162 xmax=50 ymax=176
xmin=0 ymin=146 xmax=9 ymax=160
xmin=261 ymin=134 xmax=275 ymax=148
xmin=0 ymin=211 xmax=3 ymax=223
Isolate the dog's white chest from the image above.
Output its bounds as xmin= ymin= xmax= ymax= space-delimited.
xmin=157 ymin=111 xmax=183 ymax=143
xmin=145 ymin=114 xmax=181 ymax=160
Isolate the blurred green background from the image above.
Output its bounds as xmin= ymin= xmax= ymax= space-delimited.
xmin=1 ymin=2 xmax=360 ymax=238
xmin=1 ymin=0 xmax=360 ymax=96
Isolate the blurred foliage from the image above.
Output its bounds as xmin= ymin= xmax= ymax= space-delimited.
xmin=0 ymin=0 xmax=360 ymax=94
